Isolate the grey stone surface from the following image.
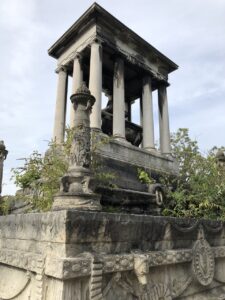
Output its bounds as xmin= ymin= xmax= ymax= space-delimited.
xmin=53 ymin=84 xmax=101 ymax=211
xmin=49 ymin=2 xmax=178 ymax=177
xmin=0 ymin=211 xmax=225 ymax=299
xmin=94 ymin=132 xmax=178 ymax=181
xmin=2 ymin=3 xmax=221 ymax=300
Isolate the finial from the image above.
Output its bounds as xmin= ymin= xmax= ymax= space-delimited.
xmin=75 ymin=82 xmax=91 ymax=95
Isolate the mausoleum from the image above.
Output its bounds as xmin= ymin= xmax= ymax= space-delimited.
xmin=1 ymin=3 xmax=225 ymax=300
xmin=49 ymin=3 xmax=178 ymax=213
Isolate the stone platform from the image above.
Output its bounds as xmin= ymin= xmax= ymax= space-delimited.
xmin=1 ymin=210 xmax=225 ymax=299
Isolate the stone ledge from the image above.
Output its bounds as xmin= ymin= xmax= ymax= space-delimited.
xmin=0 ymin=249 xmax=44 ymax=274
xmin=44 ymin=245 xmax=225 ymax=280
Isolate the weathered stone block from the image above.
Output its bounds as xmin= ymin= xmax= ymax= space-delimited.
xmin=0 ymin=211 xmax=225 ymax=299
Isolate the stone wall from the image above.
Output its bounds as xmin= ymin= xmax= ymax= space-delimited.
xmin=0 ymin=211 xmax=225 ymax=299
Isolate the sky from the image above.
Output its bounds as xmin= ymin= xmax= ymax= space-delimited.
xmin=0 ymin=0 xmax=225 ymax=195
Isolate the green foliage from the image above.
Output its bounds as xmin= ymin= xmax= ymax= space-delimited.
xmin=13 ymin=151 xmax=42 ymax=189
xmin=11 ymin=131 xmax=71 ymax=212
xmin=137 ymin=168 xmax=156 ymax=185
xmin=8 ymin=126 xmax=225 ymax=219
xmin=9 ymin=129 xmax=117 ymax=212
xmin=0 ymin=196 xmax=15 ymax=215
xmin=162 ymin=128 xmax=225 ymax=220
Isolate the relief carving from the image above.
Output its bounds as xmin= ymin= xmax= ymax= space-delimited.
xmin=192 ymin=227 xmax=215 ymax=286
xmin=0 ymin=267 xmax=31 ymax=300
xmin=90 ymin=255 xmax=103 ymax=300
xmin=103 ymin=272 xmax=172 ymax=300
xmin=133 ymin=253 xmax=149 ymax=285
xmin=171 ymin=277 xmax=192 ymax=298
xmin=143 ymin=283 xmax=172 ymax=300
xmin=69 ymin=125 xmax=91 ymax=168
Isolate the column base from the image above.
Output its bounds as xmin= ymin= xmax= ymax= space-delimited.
xmin=143 ymin=147 xmax=157 ymax=153
xmin=53 ymin=193 xmax=101 ymax=211
xmin=91 ymin=127 xmax=102 ymax=133
xmin=113 ymin=135 xmax=129 ymax=144
xmin=160 ymin=152 xmax=173 ymax=159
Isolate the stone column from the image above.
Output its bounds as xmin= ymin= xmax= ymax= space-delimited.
xmin=70 ymin=53 xmax=83 ymax=128
xmin=158 ymin=84 xmax=171 ymax=154
xmin=142 ymin=76 xmax=155 ymax=151
xmin=89 ymin=39 xmax=102 ymax=130
xmin=113 ymin=57 xmax=125 ymax=140
xmin=53 ymin=66 xmax=68 ymax=144
xmin=0 ymin=141 xmax=8 ymax=196
xmin=53 ymin=83 xmax=101 ymax=211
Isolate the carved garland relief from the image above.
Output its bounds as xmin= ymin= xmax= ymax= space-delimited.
xmin=0 ymin=225 xmax=224 ymax=299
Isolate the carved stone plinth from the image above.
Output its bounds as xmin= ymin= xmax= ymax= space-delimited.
xmin=1 ymin=212 xmax=225 ymax=299
xmin=52 ymin=84 xmax=101 ymax=211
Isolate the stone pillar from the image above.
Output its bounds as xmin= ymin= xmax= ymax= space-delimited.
xmin=142 ymin=76 xmax=155 ymax=151
xmin=158 ymin=84 xmax=171 ymax=154
xmin=89 ymin=39 xmax=102 ymax=130
xmin=53 ymin=66 xmax=68 ymax=144
xmin=113 ymin=57 xmax=125 ymax=140
xmin=53 ymin=83 xmax=101 ymax=211
xmin=70 ymin=53 xmax=83 ymax=128
xmin=0 ymin=141 xmax=8 ymax=196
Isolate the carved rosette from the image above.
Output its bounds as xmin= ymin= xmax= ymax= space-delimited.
xmin=192 ymin=238 xmax=215 ymax=286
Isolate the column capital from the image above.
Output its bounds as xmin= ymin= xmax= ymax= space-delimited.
xmin=55 ymin=65 xmax=68 ymax=74
xmin=157 ymin=81 xmax=170 ymax=89
xmin=71 ymin=51 xmax=83 ymax=62
xmin=90 ymin=37 xmax=104 ymax=46
xmin=143 ymin=75 xmax=152 ymax=85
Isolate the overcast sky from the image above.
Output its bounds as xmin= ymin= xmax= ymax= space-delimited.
xmin=1 ymin=0 xmax=225 ymax=195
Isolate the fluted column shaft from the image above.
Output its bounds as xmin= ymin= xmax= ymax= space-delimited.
xmin=70 ymin=53 xmax=83 ymax=128
xmin=113 ymin=57 xmax=125 ymax=139
xmin=53 ymin=66 xmax=68 ymax=144
xmin=142 ymin=76 xmax=155 ymax=150
xmin=89 ymin=40 xmax=102 ymax=129
xmin=158 ymin=84 xmax=171 ymax=154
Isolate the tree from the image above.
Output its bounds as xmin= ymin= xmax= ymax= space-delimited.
xmin=163 ymin=128 xmax=225 ymax=220
xmin=7 ymin=128 xmax=114 ymax=213
xmin=3 ymin=128 xmax=225 ymax=219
